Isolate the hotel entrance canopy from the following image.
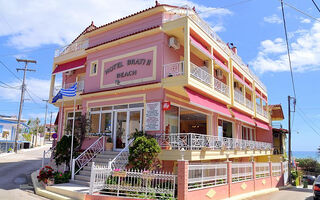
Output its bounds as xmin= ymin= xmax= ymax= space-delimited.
xmin=52 ymin=57 xmax=86 ymax=74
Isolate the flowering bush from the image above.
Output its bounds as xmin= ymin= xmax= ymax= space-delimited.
xmin=37 ymin=166 xmax=54 ymax=184
xmin=54 ymin=171 xmax=71 ymax=184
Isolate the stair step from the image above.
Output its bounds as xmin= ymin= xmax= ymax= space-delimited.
xmin=100 ymin=151 xmax=119 ymax=155
xmin=79 ymin=170 xmax=91 ymax=176
xmin=69 ymin=179 xmax=90 ymax=187
xmin=95 ymin=154 xmax=117 ymax=159
xmin=75 ymin=174 xmax=90 ymax=182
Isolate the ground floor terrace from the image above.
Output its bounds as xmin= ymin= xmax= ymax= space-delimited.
xmin=54 ymin=85 xmax=273 ymax=160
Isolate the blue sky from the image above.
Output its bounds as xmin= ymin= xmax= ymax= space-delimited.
xmin=0 ymin=0 xmax=319 ymax=151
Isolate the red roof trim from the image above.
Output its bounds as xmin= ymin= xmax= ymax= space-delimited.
xmin=86 ymin=25 xmax=160 ymax=50
xmin=52 ymin=57 xmax=86 ymax=74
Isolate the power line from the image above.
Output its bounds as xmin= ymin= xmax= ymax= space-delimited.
xmin=0 ymin=80 xmax=19 ymax=89
xmin=280 ymin=0 xmax=297 ymax=99
xmin=311 ymin=0 xmax=320 ymax=13
xmin=0 ymin=60 xmax=22 ymax=82
xmin=297 ymin=106 xmax=320 ymax=132
xmin=279 ymin=0 xmax=320 ymax=23
xmin=296 ymin=109 xmax=320 ymax=137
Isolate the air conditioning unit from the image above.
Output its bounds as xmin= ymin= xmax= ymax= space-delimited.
xmin=216 ymin=69 xmax=223 ymax=80
xmin=65 ymin=70 xmax=74 ymax=76
xmin=169 ymin=37 xmax=180 ymax=50
xmin=234 ymin=81 xmax=239 ymax=88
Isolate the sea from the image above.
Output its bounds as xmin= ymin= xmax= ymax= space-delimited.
xmin=292 ymin=151 xmax=320 ymax=161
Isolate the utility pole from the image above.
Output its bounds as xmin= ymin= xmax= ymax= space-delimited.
xmin=49 ymin=112 xmax=53 ymax=141
xmin=288 ymin=95 xmax=296 ymax=184
xmin=43 ymin=100 xmax=48 ymax=142
xmin=14 ymin=59 xmax=36 ymax=153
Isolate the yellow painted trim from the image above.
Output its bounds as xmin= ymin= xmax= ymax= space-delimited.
xmin=89 ymin=60 xmax=98 ymax=76
xmin=99 ymin=46 xmax=157 ymax=89
xmin=86 ymin=94 xmax=146 ymax=109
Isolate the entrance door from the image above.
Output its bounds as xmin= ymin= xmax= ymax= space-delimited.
xmin=114 ymin=111 xmax=127 ymax=150
xmin=128 ymin=110 xmax=141 ymax=140
xmin=100 ymin=112 xmax=112 ymax=135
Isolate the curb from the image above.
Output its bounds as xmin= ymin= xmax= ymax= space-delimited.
xmin=224 ymin=188 xmax=279 ymax=200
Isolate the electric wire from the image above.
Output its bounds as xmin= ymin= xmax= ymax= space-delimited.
xmin=296 ymin=109 xmax=320 ymax=137
xmin=311 ymin=0 xmax=320 ymax=14
xmin=0 ymin=60 xmax=22 ymax=82
xmin=279 ymin=0 xmax=320 ymax=23
xmin=280 ymin=0 xmax=297 ymax=99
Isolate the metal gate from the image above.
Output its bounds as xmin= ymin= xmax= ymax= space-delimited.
xmin=283 ymin=161 xmax=288 ymax=185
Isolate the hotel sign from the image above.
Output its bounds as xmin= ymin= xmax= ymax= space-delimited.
xmin=100 ymin=46 xmax=157 ymax=88
xmin=145 ymin=102 xmax=160 ymax=131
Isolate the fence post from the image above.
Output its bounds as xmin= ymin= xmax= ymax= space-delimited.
xmin=89 ymin=162 xmax=95 ymax=195
xmin=226 ymin=160 xmax=232 ymax=198
xmin=41 ymin=150 xmax=45 ymax=168
xmin=281 ymin=161 xmax=284 ymax=186
xmin=177 ymin=160 xmax=189 ymax=200
xmin=269 ymin=158 xmax=273 ymax=188
xmin=252 ymin=160 xmax=256 ymax=192
xmin=103 ymin=136 xmax=105 ymax=151
xmin=71 ymin=159 xmax=76 ymax=180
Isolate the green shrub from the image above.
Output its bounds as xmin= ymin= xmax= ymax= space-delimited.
xmin=53 ymin=171 xmax=71 ymax=184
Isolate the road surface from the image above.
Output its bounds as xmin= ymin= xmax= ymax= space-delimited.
xmin=245 ymin=186 xmax=314 ymax=200
xmin=0 ymin=144 xmax=51 ymax=200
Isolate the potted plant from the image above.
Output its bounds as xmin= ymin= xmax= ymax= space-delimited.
xmin=105 ymin=136 xmax=113 ymax=151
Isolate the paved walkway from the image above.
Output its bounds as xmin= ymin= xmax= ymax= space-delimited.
xmin=245 ymin=186 xmax=314 ymax=200
xmin=0 ymin=144 xmax=51 ymax=200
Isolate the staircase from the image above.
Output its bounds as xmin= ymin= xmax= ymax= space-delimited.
xmin=71 ymin=150 xmax=119 ymax=186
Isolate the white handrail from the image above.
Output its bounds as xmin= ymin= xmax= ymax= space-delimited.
xmin=42 ymin=145 xmax=56 ymax=168
xmin=71 ymin=136 xmax=105 ymax=180
xmin=108 ymin=138 xmax=134 ymax=170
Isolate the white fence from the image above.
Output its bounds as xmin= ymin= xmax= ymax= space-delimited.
xmin=156 ymin=133 xmax=272 ymax=151
xmin=283 ymin=161 xmax=288 ymax=185
xmin=90 ymin=163 xmax=176 ymax=199
xmin=255 ymin=163 xmax=270 ymax=179
xmin=163 ymin=61 xmax=184 ymax=78
xmin=234 ymin=90 xmax=245 ymax=105
xmin=272 ymin=162 xmax=282 ymax=177
xmin=232 ymin=163 xmax=253 ymax=183
xmin=188 ymin=163 xmax=227 ymax=190
xmin=190 ymin=63 xmax=212 ymax=86
xmin=54 ymin=39 xmax=89 ymax=57
xmin=42 ymin=145 xmax=56 ymax=168
xmin=214 ymin=77 xmax=229 ymax=97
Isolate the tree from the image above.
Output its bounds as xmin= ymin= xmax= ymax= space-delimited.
xmin=54 ymin=135 xmax=79 ymax=170
xmin=128 ymin=130 xmax=161 ymax=170
xmin=296 ymin=158 xmax=320 ymax=173
xmin=28 ymin=118 xmax=41 ymax=146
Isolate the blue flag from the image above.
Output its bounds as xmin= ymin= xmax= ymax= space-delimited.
xmin=52 ymin=83 xmax=77 ymax=103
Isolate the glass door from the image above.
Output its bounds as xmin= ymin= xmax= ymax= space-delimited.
xmin=128 ymin=110 xmax=141 ymax=140
xmin=100 ymin=112 xmax=112 ymax=135
xmin=114 ymin=111 xmax=127 ymax=150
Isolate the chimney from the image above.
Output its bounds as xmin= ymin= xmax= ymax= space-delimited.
xmin=231 ymin=46 xmax=237 ymax=54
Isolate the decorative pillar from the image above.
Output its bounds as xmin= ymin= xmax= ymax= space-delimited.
xmin=252 ymin=159 xmax=256 ymax=191
xmin=177 ymin=160 xmax=189 ymax=200
xmin=269 ymin=157 xmax=273 ymax=188
xmin=226 ymin=160 xmax=232 ymax=198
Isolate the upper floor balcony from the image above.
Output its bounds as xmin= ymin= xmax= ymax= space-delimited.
xmin=54 ymin=39 xmax=89 ymax=58
xmin=53 ymin=80 xmax=85 ymax=97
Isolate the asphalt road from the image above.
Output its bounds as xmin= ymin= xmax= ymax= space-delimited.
xmin=245 ymin=186 xmax=314 ymax=200
xmin=0 ymin=144 xmax=51 ymax=200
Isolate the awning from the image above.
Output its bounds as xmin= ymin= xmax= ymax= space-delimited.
xmin=52 ymin=57 xmax=86 ymax=74
xmin=190 ymin=36 xmax=214 ymax=59
xmin=255 ymin=120 xmax=270 ymax=130
xmin=232 ymin=109 xmax=255 ymax=126
xmin=54 ymin=112 xmax=59 ymax=125
xmin=185 ymin=88 xmax=232 ymax=117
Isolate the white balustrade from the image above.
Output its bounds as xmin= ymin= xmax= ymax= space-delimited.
xmin=255 ymin=162 xmax=270 ymax=178
xmin=188 ymin=163 xmax=227 ymax=190
xmin=108 ymin=139 xmax=134 ymax=170
xmin=272 ymin=162 xmax=282 ymax=177
xmin=263 ymin=109 xmax=269 ymax=118
xmin=214 ymin=77 xmax=229 ymax=97
xmin=246 ymin=99 xmax=253 ymax=110
xmin=89 ymin=164 xmax=176 ymax=198
xmin=72 ymin=136 xmax=105 ymax=180
xmin=232 ymin=163 xmax=253 ymax=183
xmin=42 ymin=145 xmax=56 ymax=168
xmin=256 ymin=104 xmax=263 ymax=115
xmin=190 ymin=62 xmax=212 ymax=86
xmin=54 ymin=39 xmax=89 ymax=57
xmin=234 ymin=89 xmax=245 ymax=105
xmin=163 ymin=61 xmax=184 ymax=77
xmin=156 ymin=133 xmax=272 ymax=151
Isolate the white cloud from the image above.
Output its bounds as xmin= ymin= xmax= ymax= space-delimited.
xmin=0 ymin=78 xmax=51 ymax=102
xmin=263 ymin=14 xmax=282 ymax=24
xmin=300 ymin=18 xmax=311 ymax=24
xmin=0 ymin=0 xmax=231 ymax=49
xmin=250 ymin=21 xmax=320 ymax=73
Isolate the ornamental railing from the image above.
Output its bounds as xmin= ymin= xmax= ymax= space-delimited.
xmin=71 ymin=136 xmax=105 ymax=180
xmin=53 ymin=80 xmax=85 ymax=96
xmin=188 ymin=163 xmax=227 ymax=190
xmin=246 ymin=99 xmax=254 ymax=110
xmin=89 ymin=163 xmax=176 ymax=198
xmin=190 ymin=62 xmax=212 ymax=86
xmin=272 ymin=162 xmax=282 ymax=177
xmin=163 ymin=61 xmax=184 ymax=78
xmin=234 ymin=89 xmax=245 ymax=105
xmin=255 ymin=162 xmax=270 ymax=179
xmin=108 ymin=139 xmax=134 ymax=170
xmin=214 ymin=77 xmax=229 ymax=97
xmin=42 ymin=145 xmax=56 ymax=168
xmin=156 ymin=133 xmax=272 ymax=151
xmin=54 ymin=39 xmax=89 ymax=57
xmin=256 ymin=104 xmax=263 ymax=115
xmin=263 ymin=109 xmax=269 ymax=118
xmin=231 ymin=162 xmax=253 ymax=183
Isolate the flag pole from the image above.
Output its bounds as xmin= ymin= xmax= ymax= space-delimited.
xmin=70 ymin=91 xmax=76 ymax=170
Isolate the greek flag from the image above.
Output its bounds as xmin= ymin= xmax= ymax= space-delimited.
xmin=52 ymin=83 xmax=77 ymax=103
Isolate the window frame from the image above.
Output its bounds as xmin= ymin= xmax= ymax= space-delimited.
xmin=90 ymin=60 xmax=98 ymax=76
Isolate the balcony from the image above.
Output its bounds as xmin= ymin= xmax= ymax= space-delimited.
xmin=190 ymin=62 xmax=212 ymax=86
xmin=53 ymin=80 xmax=85 ymax=96
xmin=256 ymin=104 xmax=262 ymax=115
xmin=234 ymin=89 xmax=245 ymax=105
xmin=156 ymin=133 xmax=272 ymax=151
xmin=214 ymin=77 xmax=229 ymax=97
xmin=263 ymin=109 xmax=269 ymax=118
xmin=245 ymin=99 xmax=253 ymax=110
xmin=54 ymin=39 xmax=89 ymax=58
xmin=163 ymin=61 xmax=184 ymax=77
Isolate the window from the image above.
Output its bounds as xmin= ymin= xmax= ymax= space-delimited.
xmin=90 ymin=61 xmax=98 ymax=76
xmin=242 ymin=126 xmax=255 ymax=141
xmin=65 ymin=111 xmax=81 ymax=134
xmin=165 ymin=105 xmax=179 ymax=133
xmin=180 ymin=107 xmax=207 ymax=134
xmin=90 ymin=113 xmax=100 ymax=133
xmin=218 ymin=119 xmax=233 ymax=138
